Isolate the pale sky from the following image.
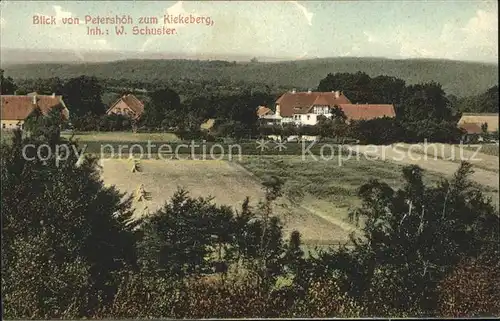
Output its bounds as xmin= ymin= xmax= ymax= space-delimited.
xmin=0 ymin=0 xmax=498 ymax=62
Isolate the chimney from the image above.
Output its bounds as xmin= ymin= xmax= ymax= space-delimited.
xmin=32 ymin=94 xmax=37 ymax=105
xmin=276 ymin=104 xmax=281 ymax=117
xmin=51 ymin=93 xmax=56 ymax=98
xmin=291 ymin=88 xmax=296 ymax=94
xmin=307 ymin=89 xmax=312 ymax=93
xmin=334 ymin=91 xmax=340 ymax=98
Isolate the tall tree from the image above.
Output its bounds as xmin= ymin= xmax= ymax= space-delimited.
xmin=33 ymin=77 xmax=64 ymax=95
xmin=141 ymin=88 xmax=182 ymax=129
xmin=455 ymin=85 xmax=499 ymax=113
xmin=0 ymin=69 xmax=18 ymax=94
xmin=344 ymin=162 xmax=499 ymax=314
xmin=370 ymin=75 xmax=406 ymax=104
xmin=1 ymin=131 xmax=139 ymax=318
xmin=61 ymin=76 xmax=105 ymax=116
xmin=399 ymin=82 xmax=453 ymax=122
xmin=138 ymin=189 xmax=236 ymax=278
xmin=317 ymin=72 xmax=407 ymax=104
xmin=476 ymin=85 xmax=499 ymax=113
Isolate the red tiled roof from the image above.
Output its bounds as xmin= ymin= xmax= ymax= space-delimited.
xmin=459 ymin=123 xmax=483 ymax=134
xmin=312 ymin=95 xmax=331 ymax=106
xmin=107 ymin=94 xmax=145 ymax=117
xmin=338 ymin=104 xmax=396 ymax=121
xmin=1 ymin=95 xmax=68 ymax=120
xmin=257 ymin=106 xmax=272 ymax=117
xmin=458 ymin=113 xmax=498 ymax=133
xmin=276 ymin=91 xmax=351 ymax=117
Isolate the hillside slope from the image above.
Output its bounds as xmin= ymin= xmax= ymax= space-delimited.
xmin=3 ymin=57 xmax=498 ymax=97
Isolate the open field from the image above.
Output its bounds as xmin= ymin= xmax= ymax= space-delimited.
xmin=99 ymin=158 xmax=350 ymax=245
xmin=465 ymin=143 xmax=499 ymax=157
xmin=346 ymin=145 xmax=499 ymax=191
xmin=1 ymin=130 xmax=180 ymax=143
xmin=99 ymin=155 xmax=469 ymax=246
xmin=346 ymin=144 xmax=499 ymax=208
xmin=62 ymin=131 xmax=180 ymax=142
xmin=237 ymin=155 xmax=448 ymax=226
xmin=87 ymin=141 xmax=348 ymax=157
xmin=395 ymin=143 xmax=499 ymax=172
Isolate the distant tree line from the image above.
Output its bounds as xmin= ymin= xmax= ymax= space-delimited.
xmin=3 ymin=71 xmax=498 ymax=143
xmin=3 ymin=57 xmax=497 ymax=97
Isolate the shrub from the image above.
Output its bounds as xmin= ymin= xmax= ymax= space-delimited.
xmin=1 ymin=132 xmax=139 ymax=318
xmin=437 ymin=257 xmax=500 ymax=317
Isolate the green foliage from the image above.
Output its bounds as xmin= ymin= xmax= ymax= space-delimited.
xmin=437 ymin=255 xmax=500 ymax=317
xmin=1 ymin=130 xmax=140 ymax=318
xmin=3 ymin=65 xmax=500 ymax=318
xmin=318 ymin=72 xmax=406 ymax=104
xmin=70 ymin=113 xmax=134 ymax=132
xmin=399 ymin=82 xmax=453 ymax=122
xmin=349 ymin=117 xmax=403 ymax=144
xmin=344 ymin=162 xmax=499 ymax=314
xmin=5 ymin=57 xmax=497 ymax=97
xmin=215 ymin=120 xmax=253 ymax=141
xmin=61 ymin=75 xmax=106 ymax=116
xmin=456 ymin=85 xmax=499 ymax=113
xmin=140 ymin=87 xmax=182 ymax=129
xmin=316 ymin=112 xmax=349 ymax=139
xmin=138 ymin=189 xmax=236 ymax=278
xmin=1 ymin=68 xmax=18 ymax=94
xmin=30 ymin=77 xmax=64 ymax=95
xmin=3 ymin=125 xmax=499 ymax=317
xmin=137 ymin=179 xmax=287 ymax=288
xmin=24 ymin=104 xmax=67 ymax=143
xmin=94 ymin=270 xmax=182 ymax=318
xmin=401 ymin=119 xmax=465 ymax=143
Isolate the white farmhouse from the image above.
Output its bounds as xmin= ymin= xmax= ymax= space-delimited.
xmin=258 ymin=90 xmax=396 ymax=126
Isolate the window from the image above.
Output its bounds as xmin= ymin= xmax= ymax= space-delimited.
xmin=2 ymin=124 xmax=5 ymax=129
xmin=307 ymin=115 xmax=311 ymax=120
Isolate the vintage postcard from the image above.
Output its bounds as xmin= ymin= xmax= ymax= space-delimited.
xmin=1 ymin=0 xmax=499 ymax=319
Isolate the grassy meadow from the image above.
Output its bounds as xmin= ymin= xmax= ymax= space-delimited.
xmin=237 ymin=155 xmax=446 ymax=224
xmin=99 ymin=158 xmax=351 ymax=248
xmin=394 ymin=142 xmax=499 ymax=172
xmin=465 ymin=143 xmax=500 ymax=157
xmin=96 ymin=152 xmax=455 ymax=249
xmin=61 ymin=131 xmax=180 ymax=142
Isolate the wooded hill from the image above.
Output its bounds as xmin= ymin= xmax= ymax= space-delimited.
xmin=3 ymin=57 xmax=498 ymax=97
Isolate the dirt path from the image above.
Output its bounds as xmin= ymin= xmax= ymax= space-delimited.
xmin=345 ymin=145 xmax=499 ymax=191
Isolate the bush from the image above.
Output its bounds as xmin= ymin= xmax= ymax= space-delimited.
xmin=401 ymin=119 xmax=465 ymax=143
xmin=94 ymin=271 xmax=183 ymax=319
xmin=349 ymin=117 xmax=403 ymax=144
xmin=437 ymin=257 xmax=500 ymax=317
xmin=1 ymin=132 xmax=139 ymax=318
